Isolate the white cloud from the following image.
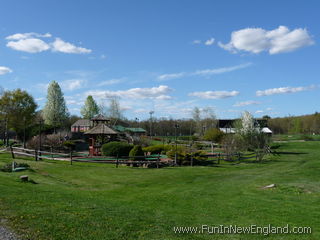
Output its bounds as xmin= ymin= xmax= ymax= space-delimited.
xmin=189 ymin=90 xmax=239 ymax=99
xmin=157 ymin=72 xmax=185 ymax=81
xmin=60 ymin=79 xmax=87 ymax=91
xmin=6 ymin=32 xmax=92 ymax=54
xmin=0 ymin=66 xmax=12 ymax=75
xmin=255 ymin=110 xmax=264 ymax=114
xmin=51 ymin=38 xmax=92 ymax=54
xmin=256 ymin=85 xmax=314 ymax=96
xmin=205 ymin=38 xmax=215 ymax=46
xmin=7 ymin=38 xmax=50 ymax=53
xmin=192 ymin=40 xmax=201 ymax=44
xmin=35 ymin=97 xmax=44 ymax=101
xmin=157 ymin=63 xmax=251 ymax=81
xmin=233 ymin=100 xmax=261 ymax=107
xmin=98 ymin=78 xmax=124 ymax=86
xmin=86 ymin=85 xmax=172 ymax=100
xmin=193 ymin=62 xmax=252 ymax=76
xmin=219 ymin=26 xmax=314 ymax=54
xmin=6 ymin=32 xmax=51 ymax=40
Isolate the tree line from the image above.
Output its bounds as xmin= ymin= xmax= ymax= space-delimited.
xmin=267 ymin=113 xmax=320 ymax=134
xmin=0 ymin=80 xmax=319 ymax=147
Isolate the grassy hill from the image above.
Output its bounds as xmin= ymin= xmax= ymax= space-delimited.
xmin=0 ymin=141 xmax=319 ymax=239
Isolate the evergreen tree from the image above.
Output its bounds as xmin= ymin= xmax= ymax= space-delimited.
xmin=42 ymin=81 xmax=69 ymax=128
xmin=80 ymin=95 xmax=99 ymax=119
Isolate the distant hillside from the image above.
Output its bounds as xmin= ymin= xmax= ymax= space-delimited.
xmin=267 ymin=112 xmax=320 ymax=134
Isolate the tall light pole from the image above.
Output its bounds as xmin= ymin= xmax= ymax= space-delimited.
xmin=38 ymin=120 xmax=43 ymax=155
xmin=5 ymin=117 xmax=8 ymax=147
xmin=23 ymin=116 xmax=26 ymax=148
xmin=174 ymin=123 xmax=180 ymax=165
xmin=149 ymin=111 xmax=154 ymax=139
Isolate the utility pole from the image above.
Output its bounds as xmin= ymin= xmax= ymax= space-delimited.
xmin=135 ymin=117 xmax=139 ymax=128
xmin=38 ymin=120 xmax=43 ymax=156
xmin=174 ymin=123 xmax=180 ymax=165
xmin=149 ymin=111 xmax=154 ymax=139
xmin=5 ymin=117 xmax=8 ymax=147
xmin=23 ymin=116 xmax=26 ymax=148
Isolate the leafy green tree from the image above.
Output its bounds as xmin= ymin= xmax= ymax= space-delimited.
xmin=203 ymin=128 xmax=224 ymax=143
xmin=80 ymin=95 xmax=99 ymax=119
xmin=0 ymin=89 xmax=37 ymax=140
xmin=42 ymin=81 xmax=69 ymax=129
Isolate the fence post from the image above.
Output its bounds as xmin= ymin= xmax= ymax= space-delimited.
xmin=116 ymin=154 xmax=119 ymax=168
xmin=51 ymin=147 xmax=54 ymax=160
xmin=35 ymin=149 xmax=38 ymax=161
xmin=156 ymin=154 xmax=160 ymax=168
xmin=190 ymin=153 xmax=193 ymax=167
xmin=10 ymin=146 xmax=15 ymax=159
xmin=218 ymin=153 xmax=220 ymax=164
xmin=70 ymin=150 xmax=73 ymax=165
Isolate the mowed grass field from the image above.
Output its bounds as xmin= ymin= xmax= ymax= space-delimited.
xmin=0 ymin=141 xmax=320 ymax=240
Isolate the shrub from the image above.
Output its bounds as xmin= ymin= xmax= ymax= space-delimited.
xmin=129 ymin=145 xmax=145 ymax=167
xmin=129 ymin=145 xmax=144 ymax=159
xmin=203 ymin=128 xmax=225 ymax=143
xmin=221 ymin=134 xmax=245 ymax=161
xmin=63 ymin=141 xmax=76 ymax=150
xmin=102 ymin=141 xmax=133 ymax=157
xmin=132 ymin=136 xmax=151 ymax=147
xmin=26 ymin=135 xmax=47 ymax=149
xmin=46 ymin=134 xmax=62 ymax=147
xmin=143 ymin=144 xmax=172 ymax=154
xmin=166 ymin=145 xmax=187 ymax=164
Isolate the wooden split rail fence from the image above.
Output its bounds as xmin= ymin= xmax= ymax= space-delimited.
xmin=8 ymin=147 xmax=166 ymax=168
xmin=7 ymin=147 xmax=260 ymax=167
xmin=10 ymin=146 xmax=70 ymax=161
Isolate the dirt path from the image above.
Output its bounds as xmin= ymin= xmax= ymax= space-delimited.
xmin=0 ymin=224 xmax=20 ymax=240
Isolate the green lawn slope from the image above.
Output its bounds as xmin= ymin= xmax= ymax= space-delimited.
xmin=0 ymin=141 xmax=319 ymax=239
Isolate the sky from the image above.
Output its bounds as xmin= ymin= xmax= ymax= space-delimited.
xmin=0 ymin=0 xmax=319 ymax=120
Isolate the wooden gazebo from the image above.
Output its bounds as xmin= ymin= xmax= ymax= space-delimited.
xmin=84 ymin=115 xmax=118 ymax=156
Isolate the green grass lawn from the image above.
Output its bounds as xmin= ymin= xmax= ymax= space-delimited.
xmin=0 ymin=141 xmax=320 ymax=240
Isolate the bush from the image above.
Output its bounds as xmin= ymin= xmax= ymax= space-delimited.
xmin=26 ymin=135 xmax=46 ymax=149
xmin=129 ymin=145 xmax=145 ymax=167
xmin=203 ymin=128 xmax=225 ymax=143
xmin=46 ymin=134 xmax=62 ymax=147
xmin=63 ymin=141 xmax=75 ymax=150
xmin=102 ymin=141 xmax=133 ymax=157
xmin=129 ymin=145 xmax=144 ymax=159
xmin=143 ymin=144 xmax=172 ymax=154
xmin=166 ymin=145 xmax=187 ymax=164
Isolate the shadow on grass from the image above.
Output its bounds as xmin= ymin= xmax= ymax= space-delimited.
xmin=272 ymin=151 xmax=307 ymax=155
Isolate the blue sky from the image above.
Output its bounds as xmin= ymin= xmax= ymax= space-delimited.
xmin=0 ymin=0 xmax=319 ymax=120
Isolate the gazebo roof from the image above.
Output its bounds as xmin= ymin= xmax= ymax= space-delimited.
xmin=71 ymin=119 xmax=91 ymax=127
xmin=84 ymin=123 xmax=118 ymax=135
xmin=91 ymin=114 xmax=110 ymax=121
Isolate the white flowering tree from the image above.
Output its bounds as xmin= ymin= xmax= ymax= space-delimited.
xmin=238 ymin=111 xmax=270 ymax=162
xmin=241 ymin=111 xmax=256 ymax=134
